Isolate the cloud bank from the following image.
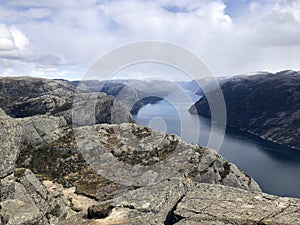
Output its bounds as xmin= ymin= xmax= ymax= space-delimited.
xmin=0 ymin=0 xmax=299 ymax=80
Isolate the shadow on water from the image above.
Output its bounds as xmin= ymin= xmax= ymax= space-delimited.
xmin=224 ymin=126 xmax=300 ymax=165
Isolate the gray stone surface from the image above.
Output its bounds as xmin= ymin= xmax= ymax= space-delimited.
xmin=0 ymin=110 xmax=22 ymax=201
xmin=0 ymin=174 xmax=15 ymax=201
xmin=0 ymin=77 xmax=135 ymax=126
xmin=61 ymin=180 xmax=300 ymax=225
xmin=0 ymin=105 xmax=299 ymax=225
xmin=175 ymin=183 xmax=300 ymax=225
xmin=21 ymin=115 xmax=68 ymax=146
xmin=0 ymin=168 xmax=74 ymax=225
xmin=0 ymin=199 xmax=45 ymax=225
xmin=16 ymin=169 xmax=49 ymax=214
xmin=0 ymin=111 xmax=74 ymax=224
xmin=66 ymin=92 xmax=135 ymax=127
xmin=0 ymin=111 xmax=22 ymax=179
xmin=74 ymin=123 xmax=260 ymax=191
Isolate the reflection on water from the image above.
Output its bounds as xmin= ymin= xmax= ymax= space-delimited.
xmin=134 ymin=91 xmax=300 ymax=198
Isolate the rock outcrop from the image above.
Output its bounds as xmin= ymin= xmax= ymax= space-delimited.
xmin=0 ymin=109 xmax=22 ymax=201
xmin=0 ymin=105 xmax=300 ymax=224
xmin=74 ymin=123 xmax=260 ymax=191
xmin=0 ymin=77 xmax=135 ymax=126
xmin=0 ymin=77 xmax=74 ymax=118
xmin=71 ymin=79 xmax=181 ymax=115
xmin=0 ymin=111 xmax=74 ymax=225
xmin=189 ymin=70 xmax=300 ymax=150
xmin=67 ymin=92 xmax=135 ymax=126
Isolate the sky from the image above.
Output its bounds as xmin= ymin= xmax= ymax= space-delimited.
xmin=0 ymin=0 xmax=300 ymax=80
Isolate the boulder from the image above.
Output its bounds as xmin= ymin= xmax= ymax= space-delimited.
xmin=0 ymin=110 xmax=22 ymax=200
xmin=21 ymin=115 xmax=68 ymax=146
xmin=15 ymin=169 xmax=49 ymax=214
xmin=0 ymin=199 xmax=45 ymax=225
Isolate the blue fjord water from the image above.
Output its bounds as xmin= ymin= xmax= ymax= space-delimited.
xmin=133 ymin=91 xmax=300 ymax=198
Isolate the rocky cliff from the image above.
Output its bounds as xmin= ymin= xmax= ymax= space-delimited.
xmin=0 ymin=75 xmax=300 ymax=225
xmin=1 ymin=108 xmax=300 ymax=224
xmin=71 ymin=79 xmax=185 ymax=115
xmin=189 ymin=70 xmax=300 ymax=150
xmin=0 ymin=77 xmax=135 ymax=125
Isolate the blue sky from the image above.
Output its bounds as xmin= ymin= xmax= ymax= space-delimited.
xmin=0 ymin=0 xmax=300 ymax=80
xmin=223 ymin=0 xmax=253 ymax=16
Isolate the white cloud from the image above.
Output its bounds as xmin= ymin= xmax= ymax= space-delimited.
xmin=0 ymin=0 xmax=299 ymax=79
xmin=0 ymin=24 xmax=29 ymax=51
xmin=0 ymin=22 xmax=67 ymax=73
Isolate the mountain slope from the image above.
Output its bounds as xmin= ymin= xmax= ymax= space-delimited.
xmin=0 ymin=77 xmax=135 ymax=125
xmin=189 ymin=70 xmax=300 ymax=150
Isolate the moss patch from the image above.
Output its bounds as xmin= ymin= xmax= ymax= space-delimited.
xmin=111 ymin=134 xmax=179 ymax=166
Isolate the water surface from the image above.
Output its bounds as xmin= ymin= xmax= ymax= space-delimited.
xmin=134 ymin=91 xmax=300 ymax=198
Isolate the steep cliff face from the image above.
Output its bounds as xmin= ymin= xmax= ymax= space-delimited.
xmin=189 ymin=70 xmax=300 ymax=150
xmin=0 ymin=77 xmax=135 ymax=125
xmin=71 ymin=79 xmax=182 ymax=115
xmin=0 ymin=77 xmax=74 ymax=118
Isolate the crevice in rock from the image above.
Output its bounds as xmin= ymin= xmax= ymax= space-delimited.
xmin=73 ymin=189 xmax=99 ymax=201
xmin=164 ymin=194 xmax=185 ymax=225
xmin=257 ymin=202 xmax=291 ymax=224
xmin=198 ymin=159 xmax=218 ymax=175
xmin=0 ymin=172 xmax=14 ymax=180
xmin=219 ymin=162 xmax=231 ymax=181
xmin=185 ymin=200 xmax=217 ymax=215
xmin=119 ymin=203 xmax=159 ymax=214
xmin=30 ymin=122 xmax=46 ymax=143
xmin=87 ymin=204 xmax=115 ymax=219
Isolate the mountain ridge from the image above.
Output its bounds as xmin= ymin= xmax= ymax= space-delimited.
xmin=189 ymin=70 xmax=300 ymax=150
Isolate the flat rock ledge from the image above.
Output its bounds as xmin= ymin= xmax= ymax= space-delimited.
xmin=61 ymin=179 xmax=300 ymax=225
xmin=175 ymin=183 xmax=300 ymax=225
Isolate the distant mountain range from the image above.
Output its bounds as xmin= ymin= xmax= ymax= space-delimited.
xmin=69 ymin=79 xmax=178 ymax=115
xmin=1 ymin=72 xmax=298 ymax=151
xmin=189 ymin=70 xmax=300 ymax=150
xmin=69 ymin=78 xmax=225 ymax=113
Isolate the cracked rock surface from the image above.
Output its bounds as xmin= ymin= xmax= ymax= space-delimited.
xmin=61 ymin=179 xmax=300 ymax=225
xmin=175 ymin=183 xmax=300 ymax=225
xmin=74 ymin=123 xmax=260 ymax=191
xmin=0 ymin=107 xmax=300 ymax=224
